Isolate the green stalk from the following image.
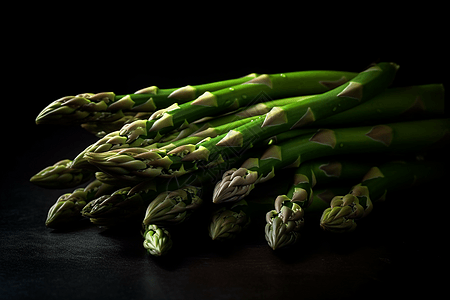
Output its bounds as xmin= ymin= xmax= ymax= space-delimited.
xmin=36 ymin=73 xmax=261 ymax=125
xmin=154 ymin=95 xmax=315 ymax=151
xmin=37 ymin=82 xmax=443 ymax=189
xmin=256 ymin=84 xmax=445 ymax=146
xmin=320 ymin=160 xmax=447 ymax=233
xmin=72 ymin=70 xmax=357 ymax=168
xmin=213 ymin=118 xmax=450 ymax=204
xmin=83 ymin=63 xmax=398 ymax=179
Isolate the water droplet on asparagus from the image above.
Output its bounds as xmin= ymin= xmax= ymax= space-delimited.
xmin=280 ymin=74 xmax=286 ymax=78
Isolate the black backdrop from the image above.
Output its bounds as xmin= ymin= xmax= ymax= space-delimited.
xmin=1 ymin=23 xmax=449 ymax=300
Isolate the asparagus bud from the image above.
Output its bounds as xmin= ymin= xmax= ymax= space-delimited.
xmin=142 ymin=224 xmax=173 ymax=256
xmin=212 ymin=168 xmax=258 ymax=203
xmin=46 ymin=188 xmax=88 ymax=228
xmin=265 ymin=213 xmax=304 ymax=250
xmin=30 ymin=159 xmax=93 ymax=189
xmin=143 ymin=186 xmax=203 ymax=226
xmin=209 ymin=200 xmax=250 ymax=241
xmin=264 ymin=196 xmax=305 ymax=250
xmin=36 ymin=92 xmax=115 ymax=124
xmin=319 ymin=194 xmax=370 ymax=233
xmin=81 ymin=187 xmax=144 ymax=218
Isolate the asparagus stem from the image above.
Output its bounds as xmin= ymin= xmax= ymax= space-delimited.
xmin=213 ymin=118 xmax=450 ymax=204
xmin=82 ymin=63 xmax=398 ymax=180
xmin=72 ymin=70 xmax=357 ymax=168
xmin=36 ymin=73 xmax=261 ymax=125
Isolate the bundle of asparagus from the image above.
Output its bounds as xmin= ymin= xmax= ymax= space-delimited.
xmin=32 ymin=62 xmax=449 ymax=256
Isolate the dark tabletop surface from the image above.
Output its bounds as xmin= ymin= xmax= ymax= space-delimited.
xmin=2 ymin=33 xmax=449 ymax=300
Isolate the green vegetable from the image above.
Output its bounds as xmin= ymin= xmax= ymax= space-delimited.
xmin=30 ymin=159 xmax=93 ymax=189
xmin=143 ymin=186 xmax=203 ymax=226
xmin=264 ymin=186 xmax=350 ymax=250
xmin=83 ymin=63 xmax=398 ymax=180
xmin=213 ymin=118 xmax=450 ymax=204
xmin=81 ymin=112 xmax=153 ymax=137
xmin=45 ymin=180 xmax=116 ymax=228
xmin=36 ymin=73 xmax=261 ymax=125
xmin=208 ymin=200 xmax=252 ymax=241
xmin=320 ymin=160 xmax=447 ymax=233
xmin=81 ymin=153 xmax=250 ymax=227
xmin=142 ymin=224 xmax=173 ymax=256
xmin=264 ymin=158 xmax=375 ymax=250
xmin=72 ymin=70 xmax=357 ymax=168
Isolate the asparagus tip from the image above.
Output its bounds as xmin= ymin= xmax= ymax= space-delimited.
xmin=212 ymin=168 xmax=258 ymax=204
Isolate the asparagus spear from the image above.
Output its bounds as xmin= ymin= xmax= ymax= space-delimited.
xmin=84 ymin=82 xmax=445 ymax=181
xmin=319 ymin=160 xmax=447 ymax=233
xmin=81 ymin=186 xmax=147 ymax=227
xmin=35 ymin=73 xmax=261 ymax=125
xmin=30 ymin=159 xmax=94 ymax=189
xmin=209 ymin=186 xmax=349 ymax=242
xmin=213 ymin=118 xmax=450 ymax=204
xmin=154 ymin=95 xmax=315 ymax=151
xmin=37 ymin=80 xmax=442 ymax=190
xmin=81 ymin=112 xmax=153 ymax=137
xmin=81 ymin=96 xmax=312 ymax=172
xmin=81 ymin=151 xmax=252 ymax=227
xmin=45 ymin=179 xmax=116 ymax=228
xmin=142 ymin=186 xmax=203 ymax=226
xmin=264 ymin=158 xmax=375 ymax=249
xmin=143 ymin=224 xmax=173 ymax=256
xmin=208 ymin=199 xmax=252 ymax=241
xmin=83 ymin=62 xmax=398 ymax=179
xmin=71 ymin=70 xmax=357 ymax=168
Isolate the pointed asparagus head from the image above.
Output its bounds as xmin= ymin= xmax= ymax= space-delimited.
xmin=212 ymin=168 xmax=259 ymax=204
xmin=71 ymin=131 xmax=129 ymax=169
xmin=84 ymin=148 xmax=167 ymax=181
xmin=319 ymin=193 xmax=371 ymax=233
xmin=143 ymin=186 xmax=203 ymax=226
xmin=36 ymin=92 xmax=115 ymax=124
xmin=45 ymin=189 xmax=88 ymax=228
xmin=208 ymin=200 xmax=250 ymax=241
xmin=30 ymin=159 xmax=93 ymax=189
xmin=265 ymin=213 xmax=304 ymax=250
xmin=264 ymin=196 xmax=305 ymax=250
xmin=81 ymin=187 xmax=144 ymax=219
xmin=143 ymin=224 xmax=173 ymax=256
xmin=119 ymin=119 xmax=148 ymax=143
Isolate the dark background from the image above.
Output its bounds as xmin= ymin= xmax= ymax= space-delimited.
xmin=1 ymin=16 xmax=449 ymax=300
